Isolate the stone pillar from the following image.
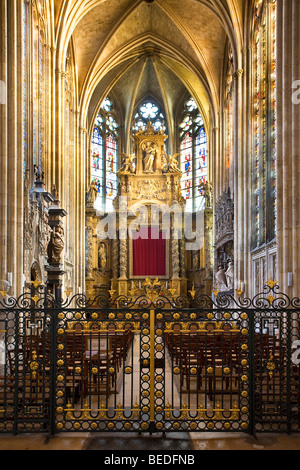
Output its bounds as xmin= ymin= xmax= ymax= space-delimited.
xmin=233 ymin=68 xmax=244 ymax=294
xmin=0 ymin=0 xmax=8 ymax=283
xmin=45 ymin=188 xmax=67 ymax=298
xmin=276 ymin=0 xmax=300 ymax=297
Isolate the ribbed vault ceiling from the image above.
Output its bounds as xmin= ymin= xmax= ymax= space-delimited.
xmin=54 ymin=0 xmax=245 ymax=140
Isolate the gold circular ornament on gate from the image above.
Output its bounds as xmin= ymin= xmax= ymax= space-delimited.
xmin=142 ymin=391 xmax=149 ymax=397
xmin=156 ymin=406 xmax=163 ymax=413
xmin=223 ymin=367 xmax=231 ymax=374
xmin=109 ymin=367 xmax=115 ymax=374
xmin=58 ymin=344 xmax=64 ymax=350
xmin=58 ymin=313 xmax=64 ymax=320
xmin=241 ymin=422 xmax=248 ymax=430
xmin=125 ymin=313 xmax=132 ymax=319
xmin=173 ymin=422 xmax=180 ymax=430
xmin=173 ymin=313 xmax=180 ymax=320
xmin=173 ymin=367 xmax=180 ymax=375
xmin=156 ymin=344 xmax=163 ymax=351
xmin=91 ymin=423 xmax=97 ymax=430
xmin=57 ymin=391 xmax=64 ymax=398
xmin=125 ymin=367 xmax=132 ymax=374
xmin=143 ymin=359 xmax=149 ymax=367
xmin=92 ymin=313 xmax=98 ymax=319
xmin=241 ymin=407 xmax=248 ymax=413
xmin=207 ymin=367 xmax=214 ymax=375
xmin=75 ymin=367 xmax=81 ymax=374
xmin=224 ymin=422 xmax=231 ymax=430
xmin=124 ymin=422 xmax=131 ymax=430
xmin=190 ymin=422 xmax=197 ymax=430
xmin=56 ymin=407 xmax=64 ymax=414
xmin=107 ymin=422 xmax=114 ymax=430
xmin=207 ymin=313 xmax=214 ymax=320
xmin=74 ymin=422 xmax=80 ymax=430
xmin=57 ymin=359 xmax=64 ymax=367
xmin=190 ymin=368 xmax=197 ymax=375
xmin=141 ymin=422 xmax=149 ymax=430
xmin=241 ymin=329 xmax=248 ymax=335
xmin=108 ymin=313 xmax=115 ymax=320
xmin=207 ymin=422 xmax=214 ymax=430
xmin=57 ymin=329 xmax=64 ymax=335
xmin=142 ymin=329 xmax=149 ymax=335
xmin=156 ymin=329 xmax=162 ymax=336
xmin=241 ymin=391 xmax=248 ymax=398
xmin=142 ymin=375 xmax=149 ymax=382
xmin=241 ymin=359 xmax=248 ymax=366
xmin=156 ymin=313 xmax=163 ymax=320
xmin=241 ymin=375 xmax=248 ymax=382
xmin=92 ymin=367 xmax=98 ymax=375
xmin=57 ymin=375 xmax=64 ymax=382
xmin=75 ymin=313 xmax=81 ymax=320
xmin=142 ymin=313 xmax=149 ymax=320
xmin=241 ymin=344 xmax=248 ymax=350
xmin=156 ymin=375 xmax=163 ymax=382
xmin=241 ymin=313 xmax=248 ymax=320
xmin=155 ymin=391 xmax=162 ymax=398
xmin=142 ymin=344 xmax=149 ymax=351
xmin=156 ymin=423 xmax=163 ymax=430
xmin=56 ymin=423 xmax=63 ymax=430
xmin=190 ymin=313 xmax=197 ymax=320
xmin=142 ymin=406 xmax=149 ymax=413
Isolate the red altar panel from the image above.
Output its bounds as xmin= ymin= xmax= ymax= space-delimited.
xmin=132 ymin=227 xmax=166 ymax=276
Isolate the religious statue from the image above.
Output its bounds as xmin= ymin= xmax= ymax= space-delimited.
xmin=225 ymin=260 xmax=234 ymax=289
xmin=98 ymin=243 xmax=107 ymax=273
xmin=118 ymin=153 xmax=136 ymax=174
xmin=168 ymin=154 xmax=181 ymax=173
xmin=204 ymin=181 xmax=213 ymax=208
xmin=50 ymin=226 xmax=65 ymax=263
xmin=199 ymin=181 xmax=213 ymax=208
xmin=215 ymin=265 xmax=227 ymax=291
xmin=142 ymin=141 xmax=156 ymax=173
xmin=86 ymin=181 xmax=98 ymax=206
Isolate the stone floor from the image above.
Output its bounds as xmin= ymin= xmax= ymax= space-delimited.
xmin=0 ymin=432 xmax=300 ymax=451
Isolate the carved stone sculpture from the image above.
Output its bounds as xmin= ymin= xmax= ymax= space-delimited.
xmin=118 ymin=153 xmax=136 ymax=174
xmin=86 ymin=181 xmax=98 ymax=206
xmin=98 ymin=243 xmax=107 ymax=273
xmin=50 ymin=226 xmax=65 ymax=263
xmin=225 ymin=260 xmax=234 ymax=289
xmin=142 ymin=141 xmax=156 ymax=173
xmin=215 ymin=265 xmax=227 ymax=291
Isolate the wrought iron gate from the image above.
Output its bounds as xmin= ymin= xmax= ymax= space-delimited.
xmin=0 ymin=281 xmax=299 ymax=435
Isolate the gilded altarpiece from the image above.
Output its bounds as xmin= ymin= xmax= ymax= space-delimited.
xmin=86 ymin=122 xmax=213 ymax=300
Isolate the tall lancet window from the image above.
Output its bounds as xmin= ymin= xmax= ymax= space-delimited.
xmin=179 ymin=97 xmax=208 ymax=212
xmin=252 ymin=0 xmax=277 ymax=249
xmin=91 ymin=97 xmax=119 ymax=212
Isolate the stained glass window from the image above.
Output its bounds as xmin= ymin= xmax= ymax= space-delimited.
xmin=91 ymin=97 xmax=119 ymax=212
xmin=252 ymin=0 xmax=277 ymax=248
xmin=179 ymin=97 xmax=208 ymax=212
xmin=133 ymin=101 xmax=166 ymax=133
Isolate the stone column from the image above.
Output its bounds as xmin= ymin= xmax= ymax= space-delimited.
xmin=0 ymin=0 xmax=8 ymax=283
xmin=233 ymin=68 xmax=245 ymax=294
